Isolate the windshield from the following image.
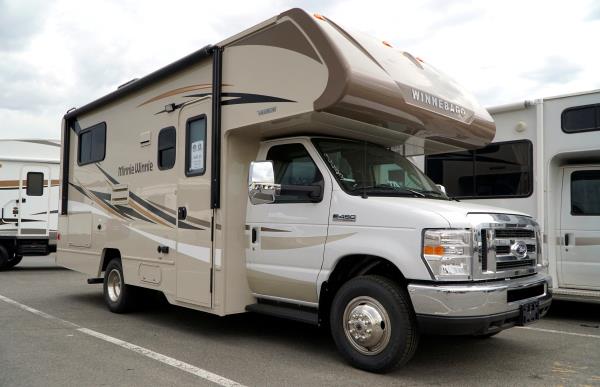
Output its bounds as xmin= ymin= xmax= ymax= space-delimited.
xmin=313 ymin=138 xmax=448 ymax=199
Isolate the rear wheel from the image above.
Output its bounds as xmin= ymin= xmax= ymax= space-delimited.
xmin=103 ymin=259 xmax=136 ymax=313
xmin=0 ymin=245 xmax=19 ymax=271
xmin=330 ymin=275 xmax=419 ymax=373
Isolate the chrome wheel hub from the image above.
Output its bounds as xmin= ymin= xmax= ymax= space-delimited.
xmin=107 ymin=269 xmax=122 ymax=303
xmin=343 ymin=296 xmax=391 ymax=355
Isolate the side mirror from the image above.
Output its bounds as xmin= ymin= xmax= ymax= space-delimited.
xmin=435 ymin=184 xmax=447 ymax=195
xmin=248 ymin=161 xmax=281 ymax=205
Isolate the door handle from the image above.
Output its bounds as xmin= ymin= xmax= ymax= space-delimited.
xmin=564 ymin=233 xmax=569 ymax=246
xmin=251 ymin=227 xmax=258 ymax=244
xmin=178 ymin=206 xmax=187 ymax=220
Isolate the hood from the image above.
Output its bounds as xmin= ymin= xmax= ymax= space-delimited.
xmin=359 ymin=196 xmax=531 ymax=228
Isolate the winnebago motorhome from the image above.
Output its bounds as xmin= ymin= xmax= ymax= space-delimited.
xmin=425 ymin=89 xmax=600 ymax=304
xmin=57 ymin=9 xmax=551 ymax=372
xmin=0 ymin=139 xmax=59 ymax=270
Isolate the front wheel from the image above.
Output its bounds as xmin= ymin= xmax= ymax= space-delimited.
xmin=103 ymin=259 xmax=136 ymax=313
xmin=330 ymin=275 xmax=419 ymax=373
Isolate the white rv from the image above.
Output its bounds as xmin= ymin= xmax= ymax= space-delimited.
xmin=425 ymin=89 xmax=600 ymax=304
xmin=0 ymin=139 xmax=59 ymax=270
xmin=57 ymin=9 xmax=551 ymax=372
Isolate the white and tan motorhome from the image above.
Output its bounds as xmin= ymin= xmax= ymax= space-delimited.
xmin=0 ymin=139 xmax=59 ymax=270
xmin=57 ymin=9 xmax=551 ymax=372
xmin=425 ymin=89 xmax=600 ymax=304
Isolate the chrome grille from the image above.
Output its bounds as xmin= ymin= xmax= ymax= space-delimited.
xmin=470 ymin=212 xmax=540 ymax=280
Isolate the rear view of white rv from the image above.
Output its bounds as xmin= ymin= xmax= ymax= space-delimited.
xmin=0 ymin=139 xmax=60 ymax=269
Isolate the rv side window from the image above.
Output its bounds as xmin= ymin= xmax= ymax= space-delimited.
xmin=561 ymin=104 xmax=600 ymax=133
xmin=425 ymin=140 xmax=533 ymax=199
xmin=571 ymin=170 xmax=600 ymax=216
xmin=185 ymin=116 xmax=206 ymax=176
xmin=26 ymin=172 xmax=44 ymax=196
xmin=157 ymin=127 xmax=176 ymax=170
xmin=266 ymin=143 xmax=324 ymax=203
xmin=78 ymin=122 xmax=106 ymax=165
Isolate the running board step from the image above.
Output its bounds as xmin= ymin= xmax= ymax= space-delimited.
xmin=87 ymin=277 xmax=103 ymax=284
xmin=553 ymin=288 xmax=600 ymax=304
xmin=246 ymin=303 xmax=318 ymax=325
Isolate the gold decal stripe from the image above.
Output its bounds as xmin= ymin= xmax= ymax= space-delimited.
xmin=129 ymin=201 xmax=173 ymax=227
xmin=261 ymin=233 xmax=355 ymax=250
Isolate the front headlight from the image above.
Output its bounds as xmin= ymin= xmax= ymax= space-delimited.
xmin=422 ymin=229 xmax=472 ymax=281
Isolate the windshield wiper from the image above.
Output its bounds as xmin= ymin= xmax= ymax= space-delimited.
xmin=351 ymin=185 xmax=425 ymax=198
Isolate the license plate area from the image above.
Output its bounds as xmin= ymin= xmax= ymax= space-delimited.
xmin=519 ymin=300 xmax=540 ymax=325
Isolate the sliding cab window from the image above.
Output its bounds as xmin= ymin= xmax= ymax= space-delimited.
xmin=78 ymin=122 xmax=106 ymax=165
xmin=185 ymin=116 xmax=206 ymax=176
xmin=571 ymin=170 xmax=600 ymax=215
xmin=26 ymin=172 xmax=44 ymax=196
xmin=562 ymin=104 xmax=600 ymax=133
xmin=425 ymin=140 xmax=533 ymax=199
xmin=157 ymin=127 xmax=176 ymax=170
xmin=266 ymin=143 xmax=324 ymax=203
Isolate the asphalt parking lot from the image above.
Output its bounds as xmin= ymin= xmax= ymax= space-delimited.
xmin=1 ymin=256 xmax=599 ymax=386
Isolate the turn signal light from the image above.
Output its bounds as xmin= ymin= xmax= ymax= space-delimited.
xmin=423 ymin=245 xmax=444 ymax=256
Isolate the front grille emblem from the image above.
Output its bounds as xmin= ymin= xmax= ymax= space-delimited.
xmin=511 ymin=241 xmax=528 ymax=259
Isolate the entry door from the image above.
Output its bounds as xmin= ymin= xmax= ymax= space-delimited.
xmin=18 ymin=166 xmax=51 ymax=237
xmin=559 ymin=166 xmax=600 ymax=290
xmin=246 ymin=140 xmax=332 ymax=304
xmin=175 ymin=100 xmax=213 ymax=306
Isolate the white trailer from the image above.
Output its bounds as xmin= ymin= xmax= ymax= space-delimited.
xmin=0 ymin=139 xmax=60 ymax=269
xmin=424 ymin=89 xmax=600 ymax=303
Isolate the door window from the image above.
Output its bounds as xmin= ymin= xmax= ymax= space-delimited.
xmin=26 ymin=172 xmax=44 ymax=196
xmin=185 ymin=116 xmax=206 ymax=176
xmin=571 ymin=170 xmax=600 ymax=215
xmin=266 ymin=143 xmax=323 ymax=203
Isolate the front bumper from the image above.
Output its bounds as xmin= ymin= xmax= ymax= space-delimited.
xmin=408 ymin=273 xmax=552 ymax=335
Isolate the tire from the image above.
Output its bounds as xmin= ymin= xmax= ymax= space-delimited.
xmin=103 ymin=259 xmax=136 ymax=313
xmin=330 ymin=275 xmax=419 ymax=373
xmin=0 ymin=245 xmax=16 ymax=271
xmin=5 ymin=255 xmax=23 ymax=269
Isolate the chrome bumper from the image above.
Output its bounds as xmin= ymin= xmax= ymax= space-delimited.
xmin=408 ymin=272 xmax=552 ymax=317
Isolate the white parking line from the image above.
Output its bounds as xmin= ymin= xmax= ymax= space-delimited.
xmin=0 ymin=294 xmax=246 ymax=387
xmin=517 ymin=326 xmax=600 ymax=339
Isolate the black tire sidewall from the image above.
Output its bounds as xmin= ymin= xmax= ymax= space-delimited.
xmin=0 ymin=245 xmax=11 ymax=270
xmin=330 ymin=276 xmax=417 ymax=373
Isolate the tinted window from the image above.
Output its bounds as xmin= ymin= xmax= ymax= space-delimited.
xmin=185 ymin=116 xmax=206 ymax=176
xmin=78 ymin=122 xmax=106 ymax=165
xmin=157 ymin=127 xmax=176 ymax=170
xmin=26 ymin=172 xmax=44 ymax=196
xmin=266 ymin=143 xmax=323 ymax=203
xmin=426 ymin=150 xmax=475 ymax=197
xmin=571 ymin=170 xmax=600 ymax=215
xmin=425 ymin=141 xmax=532 ymax=198
xmin=562 ymin=104 xmax=600 ymax=133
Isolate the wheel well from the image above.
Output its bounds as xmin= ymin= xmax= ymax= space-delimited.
xmin=318 ymin=255 xmax=406 ymax=325
xmin=100 ymin=248 xmax=121 ymax=274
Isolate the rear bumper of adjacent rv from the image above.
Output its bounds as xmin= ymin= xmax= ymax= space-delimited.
xmin=408 ymin=273 xmax=552 ymax=335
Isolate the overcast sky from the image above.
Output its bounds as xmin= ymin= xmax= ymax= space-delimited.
xmin=1 ymin=0 xmax=599 ymax=140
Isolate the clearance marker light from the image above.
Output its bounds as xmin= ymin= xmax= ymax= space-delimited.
xmin=314 ymin=13 xmax=326 ymax=21
xmin=382 ymin=41 xmax=393 ymax=48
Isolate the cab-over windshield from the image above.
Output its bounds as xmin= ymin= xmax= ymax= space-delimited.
xmin=313 ymin=138 xmax=447 ymax=199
